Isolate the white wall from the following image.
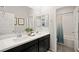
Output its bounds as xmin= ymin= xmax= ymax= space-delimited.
xmin=57 ymin=6 xmax=75 ymax=14
xmin=0 ymin=12 xmax=15 ymax=35
xmin=49 ymin=7 xmax=57 ymax=52
xmin=4 ymin=6 xmax=31 ymax=17
xmin=0 ymin=6 xmax=32 ymax=33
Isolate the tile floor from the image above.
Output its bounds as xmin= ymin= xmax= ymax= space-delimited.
xmin=57 ymin=44 xmax=75 ymax=52
xmin=47 ymin=50 xmax=53 ymax=52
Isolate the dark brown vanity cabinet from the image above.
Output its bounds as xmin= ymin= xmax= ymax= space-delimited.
xmin=5 ymin=34 xmax=50 ymax=52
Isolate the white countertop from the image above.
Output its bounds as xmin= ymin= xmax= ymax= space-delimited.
xmin=0 ymin=31 xmax=49 ymax=52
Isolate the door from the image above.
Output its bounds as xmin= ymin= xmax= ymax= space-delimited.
xmin=62 ymin=12 xmax=75 ymax=48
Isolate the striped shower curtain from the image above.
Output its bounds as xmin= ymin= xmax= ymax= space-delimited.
xmin=57 ymin=15 xmax=64 ymax=44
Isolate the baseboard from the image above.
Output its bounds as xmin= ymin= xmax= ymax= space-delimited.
xmin=49 ymin=48 xmax=56 ymax=52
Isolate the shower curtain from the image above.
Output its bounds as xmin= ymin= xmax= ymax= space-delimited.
xmin=57 ymin=15 xmax=64 ymax=44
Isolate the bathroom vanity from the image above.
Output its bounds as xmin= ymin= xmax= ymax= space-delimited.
xmin=0 ymin=32 xmax=50 ymax=52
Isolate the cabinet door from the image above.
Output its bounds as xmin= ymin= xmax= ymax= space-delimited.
xmin=23 ymin=43 xmax=38 ymax=52
xmin=39 ymin=37 xmax=50 ymax=52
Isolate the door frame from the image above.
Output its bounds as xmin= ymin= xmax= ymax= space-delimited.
xmin=56 ymin=6 xmax=77 ymax=52
xmin=74 ymin=7 xmax=78 ymax=52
